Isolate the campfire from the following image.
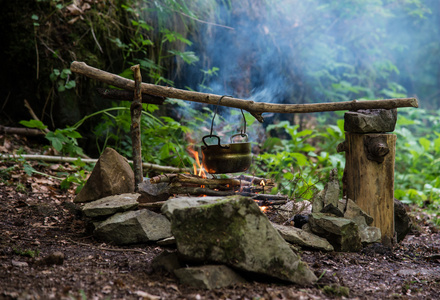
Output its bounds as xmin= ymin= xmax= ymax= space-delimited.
xmin=137 ymin=143 xmax=287 ymax=213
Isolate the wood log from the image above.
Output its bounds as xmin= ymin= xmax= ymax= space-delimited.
xmin=0 ymin=125 xmax=45 ymax=136
xmin=71 ymin=61 xmax=419 ymax=123
xmin=176 ymin=174 xmax=251 ymax=187
xmin=344 ymin=132 xmax=396 ymax=245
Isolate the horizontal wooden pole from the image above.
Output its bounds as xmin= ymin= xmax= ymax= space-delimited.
xmin=71 ymin=61 xmax=419 ymax=123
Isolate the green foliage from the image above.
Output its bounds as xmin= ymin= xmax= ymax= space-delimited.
xmin=394 ymin=108 xmax=440 ymax=221
xmin=56 ymin=158 xmax=91 ymax=193
xmin=13 ymin=247 xmax=40 ymax=258
xmin=93 ymin=101 xmax=214 ymax=168
xmin=252 ymin=119 xmax=345 ymax=200
xmin=50 ymin=68 xmax=76 ymax=92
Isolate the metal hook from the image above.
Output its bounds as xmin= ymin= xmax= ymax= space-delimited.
xmin=209 ymin=95 xmax=230 ymax=136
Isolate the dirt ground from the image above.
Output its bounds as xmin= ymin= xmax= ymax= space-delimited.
xmin=1 ymin=137 xmax=440 ymax=299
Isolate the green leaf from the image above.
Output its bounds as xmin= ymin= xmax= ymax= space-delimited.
xmin=19 ymin=120 xmax=47 ymax=130
xmin=419 ymin=137 xmax=431 ymax=152
xmin=65 ymin=81 xmax=76 ymax=89
xmin=168 ymin=50 xmax=199 ymax=64
xmin=60 ymin=69 xmax=72 ymax=79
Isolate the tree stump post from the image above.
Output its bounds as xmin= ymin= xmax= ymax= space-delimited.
xmin=342 ymin=109 xmax=398 ymax=245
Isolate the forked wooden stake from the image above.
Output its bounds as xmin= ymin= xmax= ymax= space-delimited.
xmin=131 ymin=65 xmax=143 ymax=190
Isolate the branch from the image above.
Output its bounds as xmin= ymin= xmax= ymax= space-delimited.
xmin=0 ymin=125 xmax=45 ymax=136
xmin=71 ymin=61 xmax=419 ymax=123
xmin=0 ymin=154 xmax=190 ymax=173
xmin=24 ymin=99 xmax=49 ymax=134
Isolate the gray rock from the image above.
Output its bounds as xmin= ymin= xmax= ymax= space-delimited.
xmin=394 ymin=199 xmax=412 ymax=242
xmin=168 ymin=195 xmax=317 ymax=285
xmin=74 ymin=148 xmax=134 ymax=203
xmin=138 ymin=180 xmax=170 ymax=203
xmin=94 ymin=209 xmax=172 ymax=245
xmin=339 ymin=198 xmax=374 ymax=225
xmin=309 ymin=213 xmax=362 ymax=252
xmin=321 ymin=203 xmax=344 ymax=217
xmin=174 ymin=265 xmax=246 ymax=290
xmin=82 ymin=193 xmax=140 ymax=218
xmin=352 ymin=216 xmax=381 ymax=245
xmin=312 ymin=168 xmax=340 ymax=213
xmin=344 ymin=109 xmax=397 ymax=133
xmin=271 ymin=223 xmax=334 ymax=252
xmin=161 ymin=196 xmax=225 ymax=219
xmin=277 ymin=200 xmax=312 ymax=220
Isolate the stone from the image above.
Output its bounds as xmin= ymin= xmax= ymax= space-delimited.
xmin=321 ymin=203 xmax=344 ymax=217
xmin=312 ymin=168 xmax=340 ymax=213
xmin=271 ymin=223 xmax=334 ymax=252
xmin=309 ymin=213 xmax=362 ymax=252
xmin=82 ymin=193 xmax=139 ymax=218
xmin=344 ymin=109 xmax=397 ymax=133
xmin=394 ymin=199 xmax=412 ymax=242
xmin=292 ymin=214 xmax=309 ymax=229
xmin=339 ymin=198 xmax=374 ymax=225
xmin=74 ymin=147 xmax=134 ymax=203
xmin=278 ymin=200 xmax=312 ymax=221
xmin=161 ymin=196 xmax=225 ymax=219
xmin=352 ymin=216 xmax=381 ymax=245
xmin=174 ymin=265 xmax=246 ymax=290
xmin=94 ymin=209 xmax=172 ymax=245
xmin=138 ymin=180 xmax=170 ymax=203
xmin=168 ymin=195 xmax=317 ymax=285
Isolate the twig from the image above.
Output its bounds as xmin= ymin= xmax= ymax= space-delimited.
xmin=90 ymin=23 xmax=103 ymax=53
xmin=0 ymin=154 xmax=190 ymax=173
xmin=66 ymin=238 xmax=148 ymax=255
xmin=150 ymin=174 xmax=178 ymax=183
xmin=24 ymin=99 xmax=50 ymax=134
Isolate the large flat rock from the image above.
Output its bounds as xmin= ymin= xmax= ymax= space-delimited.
xmin=82 ymin=193 xmax=139 ymax=218
xmin=272 ymin=223 xmax=334 ymax=252
xmin=94 ymin=209 xmax=172 ymax=245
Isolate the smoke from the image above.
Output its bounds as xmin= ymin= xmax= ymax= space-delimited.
xmin=179 ymin=0 xmax=439 ymax=110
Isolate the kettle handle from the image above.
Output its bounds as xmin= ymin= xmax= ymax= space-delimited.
xmin=230 ymin=133 xmax=248 ymax=143
xmin=202 ymin=135 xmax=230 ymax=148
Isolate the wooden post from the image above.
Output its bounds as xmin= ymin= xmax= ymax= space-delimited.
xmin=345 ymin=132 xmax=396 ymax=245
xmin=130 ymin=65 xmax=143 ymax=191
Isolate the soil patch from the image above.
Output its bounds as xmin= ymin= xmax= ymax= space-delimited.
xmin=1 ymin=140 xmax=440 ymax=299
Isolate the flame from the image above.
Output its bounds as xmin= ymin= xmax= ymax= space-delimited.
xmin=260 ymin=206 xmax=268 ymax=213
xmin=260 ymin=180 xmax=265 ymax=186
xmin=187 ymin=147 xmax=206 ymax=178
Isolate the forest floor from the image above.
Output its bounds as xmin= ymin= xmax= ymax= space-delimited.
xmin=1 ymin=136 xmax=440 ymax=299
